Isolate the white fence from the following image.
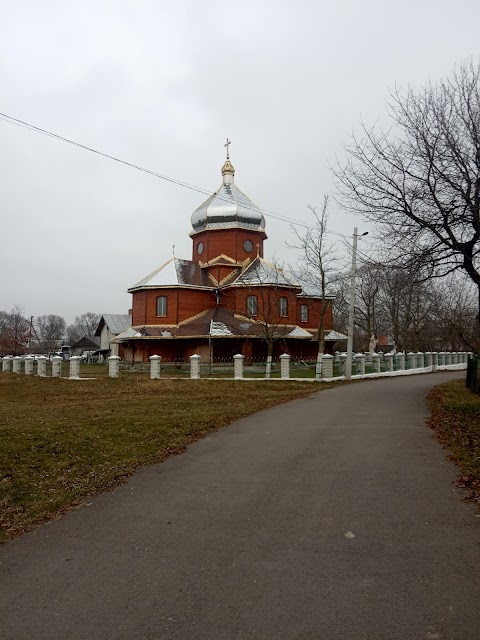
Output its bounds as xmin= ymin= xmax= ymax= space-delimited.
xmin=1 ymin=351 xmax=471 ymax=381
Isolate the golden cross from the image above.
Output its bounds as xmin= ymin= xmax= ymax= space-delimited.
xmin=224 ymin=137 xmax=231 ymax=159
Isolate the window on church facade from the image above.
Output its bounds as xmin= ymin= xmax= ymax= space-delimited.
xmin=156 ymin=295 xmax=168 ymax=317
xmin=300 ymin=304 xmax=309 ymax=323
xmin=246 ymin=295 xmax=258 ymax=317
xmin=279 ymin=297 xmax=288 ymax=317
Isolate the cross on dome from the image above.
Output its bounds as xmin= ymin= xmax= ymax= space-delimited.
xmin=221 ymin=137 xmax=235 ymax=183
xmin=224 ymin=137 xmax=231 ymax=159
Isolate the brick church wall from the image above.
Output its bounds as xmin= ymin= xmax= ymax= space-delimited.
xmin=132 ymin=288 xmax=217 ymax=325
xmin=192 ymin=228 xmax=266 ymax=263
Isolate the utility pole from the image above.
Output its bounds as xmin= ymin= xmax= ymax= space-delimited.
xmin=345 ymin=228 xmax=368 ymax=381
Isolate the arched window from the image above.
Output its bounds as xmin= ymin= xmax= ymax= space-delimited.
xmin=156 ymin=295 xmax=167 ymax=317
xmin=246 ymin=295 xmax=258 ymax=317
xmin=300 ymin=304 xmax=309 ymax=323
xmin=279 ymin=296 xmax=288 ymax=317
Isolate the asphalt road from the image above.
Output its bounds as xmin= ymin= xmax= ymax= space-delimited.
xmin=1 ymin=372 xmax=479 ymax=640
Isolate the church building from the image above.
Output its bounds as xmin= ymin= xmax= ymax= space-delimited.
xmin=114 ymin=146 xmax=338 ymax=362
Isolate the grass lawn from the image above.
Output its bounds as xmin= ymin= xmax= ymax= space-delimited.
xmin=428 ymin=379 xmax=480 ymax=507
xmin=0 ymin=374 xmax=340 ymax=542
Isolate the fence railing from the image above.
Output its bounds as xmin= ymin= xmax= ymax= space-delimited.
xmin=1 ymin=351 xmax=472 ymax=382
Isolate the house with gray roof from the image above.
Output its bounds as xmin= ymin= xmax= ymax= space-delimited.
xmin=95 ymin=314 xmax=132 ymax=360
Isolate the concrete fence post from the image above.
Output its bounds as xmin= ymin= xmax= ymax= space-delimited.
xmin=321 ymin=354 xmax=334 ymax=379
xmin=51 ymin=356 xmax=62 ymax=378
xmin=444 ymin=352 xmax=451 ymax=365
xmin=69 ymin=356 xmax=81 ymax=379
xmin=233 ymin=354 xmax=244 ymax=380
xmin=408 ymin=352 xmax=416 ymax=370
xmin=2 ymin=356 xmax=12 ymax=372
xmin=12 ymin=356 xmax=22 ymax=374
xmin=24 ymin=356 xmax=34 ymax=376
xmin=371 ymin=353 xmax=381 ymax=373
xmin=432 ymin=352 xmax=438 ymax=370
xmin=384 ymin=353 xmax=394 ymax=372
xmin=315 ymin=352 xmax=322 ymax=379
xmin=425 ymin=352 xmax=433 ymax=368
xmin=37 ymin=355 xmax=47 ymax=377
xmin=451 ymin=352 xmax=458 ymax=365
xmin=108 ymin=355 xmax=120 ymax=378
xmin=438 ymin=352 xmax=445 ymax=366
xmin=149 ymin=355 xmax=161 ymax=379
xmin=355 ymin=353 xmax=366 ymax=375
xmin=417 ymin=352 xmax=425 ymax=368
xmin=280 ymin=353 xmax=291 ymax=379
xmin=110 ymin=342 xmax=119 ymax=357
xmin=190 ymin=354 xmax=201 ymax=379
xmin=396 ymin=352 xmax=405 ymax=370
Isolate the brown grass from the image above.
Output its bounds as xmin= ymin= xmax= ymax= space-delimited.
xmin=428 ymin=379 xmax=480 ymax=507
xmin=0 ymin=374 xmax=340 ymax=542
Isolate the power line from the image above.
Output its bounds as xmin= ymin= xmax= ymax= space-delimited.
xmin=0 ymin=112 xmax=315 ymax=229
xmin=0 ymin=111 xmax=374 ymax=248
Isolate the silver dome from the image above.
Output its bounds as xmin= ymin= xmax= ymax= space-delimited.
xmin=190 ymin=160 xmax=266 ymax=234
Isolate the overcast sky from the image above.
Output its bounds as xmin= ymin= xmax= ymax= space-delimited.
xmin=1 ymin=0 xmax=479 ymax=324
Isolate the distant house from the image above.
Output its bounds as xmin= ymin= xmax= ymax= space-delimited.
xmin=376 ymin=335 xmax=396 ymax=353
xmin=70 ymin=336 xmax=101 ymax=357
xmin=95 ymin=314 xmax=131 ymax=361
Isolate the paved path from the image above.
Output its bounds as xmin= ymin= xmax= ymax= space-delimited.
xmin=1 ymin=372 xmax=479 ymax=640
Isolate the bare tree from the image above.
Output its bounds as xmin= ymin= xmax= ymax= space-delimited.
xmin=335 ymin=60 xmax=480 ymax=338
xmin=35 ymin=314 xmax=66 ymax=353
xmin=289 ymin=197 xmax=339 ymax=356
xmin=353 ymin=263 xmax=383 ymax=349
xmin=228 ymin=257 xmax=298 ymax=376
xmin=66 ymin=312 xmax=100 ymax=344
xmin=332 ymin=258 xmax=454 ymax=352
xmin=0 ymin=306 xmax=30 ymax=355
xmin=435 ymin=274 xmax=479 ymax=353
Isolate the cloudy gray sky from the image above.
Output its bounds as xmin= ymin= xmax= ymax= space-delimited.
xmin=1 ymin=0 xmax=479 ymax=324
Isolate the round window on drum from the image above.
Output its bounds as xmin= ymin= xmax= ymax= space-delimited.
xmin=243 ymin=240 xmax=254 ymax=252
xmin=197 ymin=242 xmax=204 ymax=255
